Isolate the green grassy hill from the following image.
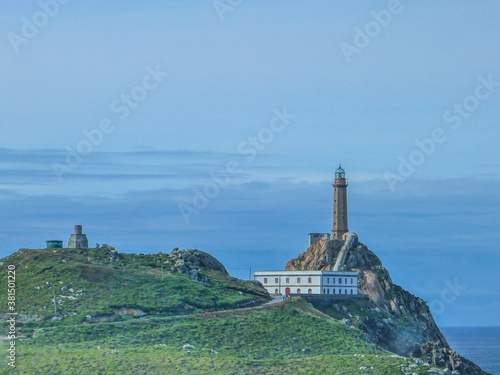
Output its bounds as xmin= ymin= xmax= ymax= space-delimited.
xmin=5 ymin=298 xmax=437 ymax=375
xmin=0 ymin=248 xmax=453 ymax=374
xmin=0 ymin=247 xmax=268 ymax=324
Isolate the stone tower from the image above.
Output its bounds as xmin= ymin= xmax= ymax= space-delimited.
xmin=68 ymin=225 xmax=89 ymax=248
xmin=332 ymin=165 xmax=348 ymax=239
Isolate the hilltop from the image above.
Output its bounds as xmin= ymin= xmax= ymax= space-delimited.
xmin=0 ymin=245 xmax=491 ymax=374
xmin=0 ymin=246 xmax=268 ymax=324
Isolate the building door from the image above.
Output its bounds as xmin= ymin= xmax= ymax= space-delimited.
xmin=285 ymin=287 xmax=291 ymax=294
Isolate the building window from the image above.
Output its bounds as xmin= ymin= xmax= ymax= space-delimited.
xmin=345 ymin=289 xmax=347 ymax=294
xmin=351 ymin=278 xmax=353 ymax=284
xmin=327 ymin=278 xmax=330 ymax=283
xmin=333 ymin=289 xmax=336 ymax=294
xmin=350 ymin=289 xmax=353 ymax=294
xmin=323 ymin=288 xmax=326 ymax=294
xmin=297 ymin=289 xmax=301 ymax=294
xmin=333 ymin=278 xmax=335 ymax=284
xmin=297 ymin=277 xmax=301 ymax=283
xmin=264 ymin=278 xmax=268 ymax=283
xmin=339 ymin=278 xmax=342 ymax=284
xmin=345 ymin=278 xmax=347 ymax=284
xmin=275 ymin=278 xmax=279 ymax=283
xmin=308 ymin=277 xmax=312 ymax=283
xmin=275 ymin=289 xmax=279 ymax=295
xmin=286 ymin=277 xmax=290 ymax=283
xmin=327 ymin=289 xmax=330 ymax=294
xmin=308 ymin=289 xmax=312 ymax=294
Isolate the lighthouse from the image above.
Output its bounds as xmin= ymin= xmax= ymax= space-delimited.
xmin=332 ymin=165 xmax=348 ymax=239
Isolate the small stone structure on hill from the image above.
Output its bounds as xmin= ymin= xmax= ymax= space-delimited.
xmin=68 ymin=225 xmax=89 ymax=248
xmin=308 ymin=233 xmax=331 ymax=246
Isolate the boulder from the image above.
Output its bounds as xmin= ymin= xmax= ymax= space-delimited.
xmin=168 ymin=248 xmax=229 ymax=276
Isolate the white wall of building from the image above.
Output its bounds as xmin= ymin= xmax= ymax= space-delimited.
xmin=254 ymin=271 xmax=358 ymax=296
xmin=321 ymin=274 xmax=358 ymax=295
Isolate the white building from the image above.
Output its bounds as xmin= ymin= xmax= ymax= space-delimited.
xmin=254 ymin=270 xmax=358 ymax=296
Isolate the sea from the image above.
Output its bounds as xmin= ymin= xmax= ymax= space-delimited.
xmin=441 ymin=327 xmax=500 ymax=375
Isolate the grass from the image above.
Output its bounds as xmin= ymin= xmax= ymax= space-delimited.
xmin=2 ymin=348 xmax=419 ymax=375
xmin=22 ymin=299 xmax=378 ymax=355
xmin=0 ymin=248 xmax=268 ymax=324
xmin=0 ymin=299 xmax=439 ymax=375
xmin=0 ymin=248 xmax=445 ymax=374
xmin=316 ymin=297 xmax=432 ymax=355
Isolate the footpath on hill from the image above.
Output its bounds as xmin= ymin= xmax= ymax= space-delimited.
xmin=187 ymin=295 xmax=285 ymax=318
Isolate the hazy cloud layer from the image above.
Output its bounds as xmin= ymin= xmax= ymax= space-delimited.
xmin=0 ymin=164 xmax=498 ymax=325
xmin=1 ymin=2 xmax=500 ymax=327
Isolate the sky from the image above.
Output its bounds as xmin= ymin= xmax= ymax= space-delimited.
xmin=1 ymin=0 xmax=499 ymax=327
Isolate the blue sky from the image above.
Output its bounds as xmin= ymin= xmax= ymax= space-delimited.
xmin=1 ymin=1 xmax=499 ymax=327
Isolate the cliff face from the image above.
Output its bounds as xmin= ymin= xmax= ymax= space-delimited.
xmin=286 ymin=236 xmax=449 ymax=355
xmin=286 ymin=236 xmax=492 ymax=374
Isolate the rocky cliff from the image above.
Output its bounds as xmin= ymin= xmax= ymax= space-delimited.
xmin=286 ymin=234 xmax=489 ymax=375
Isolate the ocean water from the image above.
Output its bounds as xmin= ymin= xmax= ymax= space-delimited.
xmin=441 ymin=327 xmax=500 ymax=375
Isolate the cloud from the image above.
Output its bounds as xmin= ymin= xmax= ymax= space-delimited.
xmin=1 ymin=0 xmax=500 ymax=327
xmin=0 ymin=164 xmax=498 ymax=326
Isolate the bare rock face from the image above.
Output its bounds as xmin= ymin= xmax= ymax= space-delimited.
xmin=286 ymin=236 xmax=450 ymax=356
xmin=101 ymin=244 xmax=119 ymax=263
xmin=360 ymin=269 xmax=387 ymax=304
xmin=419 ymin=342 xmax=490 ymax=375
xmin=286 ymin=239 xmax=382 ymax=272
xmin=167 ymin=248 xmax=229 ymax=279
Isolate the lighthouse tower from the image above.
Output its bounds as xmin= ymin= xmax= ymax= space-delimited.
xmin=332 ymin=165 xmax=348 ymax=239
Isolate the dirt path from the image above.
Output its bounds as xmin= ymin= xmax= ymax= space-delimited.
xmin=186 ymin=295 xmax=286 ymax=318
xmin=95 ymin=296 xmax=286 ymax=326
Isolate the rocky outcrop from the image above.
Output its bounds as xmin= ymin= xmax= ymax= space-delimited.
xmin=286 ymin=238 xmax=382 ymax=272
xmin=418 ymin=342 xmax=490 ymax=375
xmin=160 ymin=248 xmax=229 ymax=281
xmin=285 ymin=236 xmax=494 ymax=374
xmin=286 ymin=236 xmax=449 ymax=353
xmin=112 ymin=307 xmax=145 ymax=317
xmin=333 ymin=232 xmax=359 ymax=271
xmin=101 ymin=244 xmax=119 ymax=263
